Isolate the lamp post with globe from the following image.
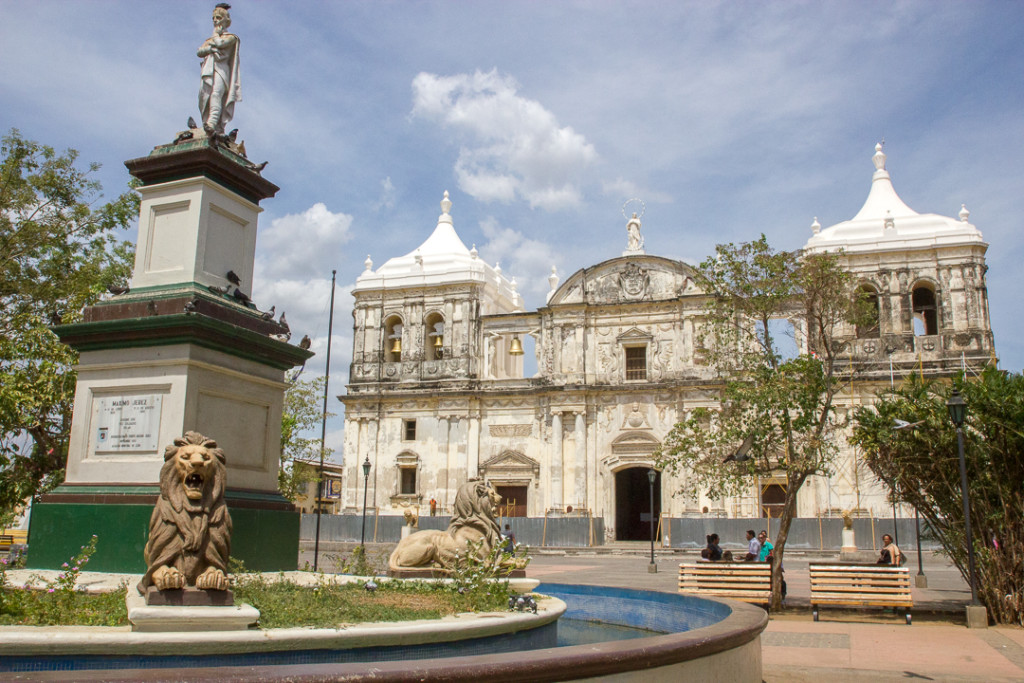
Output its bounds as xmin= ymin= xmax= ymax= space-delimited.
xmin=647 ymin=468 xmax=658 ymax=573
xmin=359 ymin=456 xmax=372 ymax=551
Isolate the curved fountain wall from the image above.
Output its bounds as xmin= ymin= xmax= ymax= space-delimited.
xmin=0 ymin=584 xmax=766 ymax=681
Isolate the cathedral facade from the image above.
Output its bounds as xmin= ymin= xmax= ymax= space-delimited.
xmin=340 ymin=147 xmax=995 ymax=541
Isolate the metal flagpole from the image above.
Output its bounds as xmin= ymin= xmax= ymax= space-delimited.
xmin=313 ymin=269 xmax=337 ymax=571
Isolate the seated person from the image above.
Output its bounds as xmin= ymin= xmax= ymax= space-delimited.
xmin=705 ymin=533 xmax=723 ymax=562
xmin=722 ymin=550 xmax=735 ymax=562
xmin=877 ymin=534 xmax=902 ymax=565
xmin=757 ymin=530 xmax=773 ymax=562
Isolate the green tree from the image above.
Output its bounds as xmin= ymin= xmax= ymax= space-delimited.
xmin=279 ymin=374 xmax=334 ymax=502
xmin=657 ymin=235 xmax=865 ymax=608
xmin=0 ymin=130 xmax=138 ymax=523
xmin=850 ymin=369 xmax=1023 ymax=625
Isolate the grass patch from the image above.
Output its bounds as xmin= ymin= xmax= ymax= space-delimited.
xmin=234 ymin=575 xmax=509 ymax=629
xmin=0 ymin=539 xmax=525 ymax=629
xmin=0 ymin=536 xmax=130 ymax=627
xmin=0 ymin=586 xmax=129 ymax=626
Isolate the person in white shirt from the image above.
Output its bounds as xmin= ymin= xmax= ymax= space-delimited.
xmin=743 ymin=529 xmax=761 ymax=561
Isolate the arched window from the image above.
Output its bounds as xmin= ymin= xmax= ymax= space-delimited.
xmin=424 ymin=312 xmax=445 ymax=361
xmin=384 ymin=315 xmax=403 ymax=362
xmin=911 ymin=284 xmax=938 ymax=336
xmin=856 ymin=285 xmax=880 ymax=339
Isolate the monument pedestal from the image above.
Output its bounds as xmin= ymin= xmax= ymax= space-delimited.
xmin=127 ymin=591 xmax=259 ymax=632
xmin=839 ymin=528 xmax=859 ymax=561
xmin=29 ymin=141 xmax=312 ymax=573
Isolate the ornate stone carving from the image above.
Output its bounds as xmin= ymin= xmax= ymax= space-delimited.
xmin=598 ymin=343 xmax=619 ymax=375
xmin=618 ymin=262 xmax=650 ymax=301
xmin=489 ymin=424 xmax=533 ymax=437
xmin=622 ymin=402 xmax=650 ymax=429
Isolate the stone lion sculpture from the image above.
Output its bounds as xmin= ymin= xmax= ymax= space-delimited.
xmin=389 ymin=479 xmax=502 ymax=571
xmin=139 ymin=431 xmax=232 ymax=593
xmin=402 ymin=506 xmax=419 ymax=528
xmin=842 ymin=509 xmax=854 ymax=530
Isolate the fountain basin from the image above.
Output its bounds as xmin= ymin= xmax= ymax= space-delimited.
xmin=0 ymin=575 xmax=766 ymax=681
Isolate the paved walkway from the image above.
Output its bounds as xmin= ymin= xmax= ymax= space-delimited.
xmin=521 ymin=551 xmax=1024 ymax=682
xmin=300 ymin=543 xmax=1024 ymax=679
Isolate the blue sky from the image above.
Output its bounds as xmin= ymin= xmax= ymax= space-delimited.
xmin=3 ymin=1 xmax=1023 ymax=456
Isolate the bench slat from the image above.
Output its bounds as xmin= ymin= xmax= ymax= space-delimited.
xmin=680 ymin=590 xmax=771 ymax=600
xmin=812 ymin=582 xmax=909 ymax=588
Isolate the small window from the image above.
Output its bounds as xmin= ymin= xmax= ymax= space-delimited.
xmin=400 ymin=467 xmax=417 ymax=495
xmin=625 ymin=346 xmax=647 ymax=380
xmin=403 ymin=419 xmax=416 ymax=441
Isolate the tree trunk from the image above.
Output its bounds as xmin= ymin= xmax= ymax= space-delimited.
xmin=770 ymin=472 xmax=807 ymax=609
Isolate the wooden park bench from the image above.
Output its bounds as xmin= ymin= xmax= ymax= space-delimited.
xmin=0 ymin=529 xmax=27 ymax=553
xmin=809 ymin=562 xmax=913 ymax=625
xmin=679 ymin=561 xmax=773 ymax=609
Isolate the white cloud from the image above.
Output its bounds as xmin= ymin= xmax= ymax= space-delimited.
xmin=374 ymin=176 xmax=397 ymax=211
xmin=411 ymin=70 xmax=597 ymax=210
xmin=477 ymin=217 xmax=562 ymax=303
xmin=257 ymin=203 xmax=354 ymax=281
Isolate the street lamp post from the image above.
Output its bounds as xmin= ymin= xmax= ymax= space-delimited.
xmin=647 ymin=468 xmax=657 ymax=574
xmin=891 ymin=478 xmax=900 ymax=547
xmin=359 ymin=456 xmax=371 ymax=551
xmin=914 ymin=508 xmax=927 ymax=588
xmin=947 ymin=389 xmax=985 ymax=627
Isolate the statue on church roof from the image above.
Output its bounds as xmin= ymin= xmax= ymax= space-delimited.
xmin=626 ymin=213 xmax=643 ymax=251
xmin=622 ymin=199 xmax=646 ymax=256
xmin=198 ymin=3 xmax=241 ymax=137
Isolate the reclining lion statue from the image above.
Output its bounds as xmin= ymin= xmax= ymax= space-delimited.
xmin=389 ymin=479 xmax=502 ymax=571
xmin=139 ymin=431 xmax=232 ymax=593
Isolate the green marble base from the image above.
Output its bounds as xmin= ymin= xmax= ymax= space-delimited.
xmin=26 ymin=487 xmax=298 ymax=573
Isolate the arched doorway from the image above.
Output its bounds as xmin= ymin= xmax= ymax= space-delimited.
xmin=615 ymin=467 xmax=661 ymax=541
xmin=761 ymin=482 xmax=787 ymax=518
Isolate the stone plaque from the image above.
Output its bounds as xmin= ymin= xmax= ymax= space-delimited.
xmin=94 ymin=395 xmax=162 ymax=452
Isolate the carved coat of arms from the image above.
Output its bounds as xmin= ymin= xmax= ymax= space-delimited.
xmin=619 ymin=263 xmax=649 ymax=300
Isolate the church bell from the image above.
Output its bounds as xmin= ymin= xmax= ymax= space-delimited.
xmin=390 ymin=338 xmax=402 ymax=354
xmin=508 ymin=334 xmax=524 ymax=356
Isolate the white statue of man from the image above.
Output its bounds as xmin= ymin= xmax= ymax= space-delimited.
xmin=197 ymin=3 xmax=241 ymax=136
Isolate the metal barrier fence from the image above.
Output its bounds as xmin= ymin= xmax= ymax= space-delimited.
xmin=300 ymin=514 xmax=603 ymax=548
xmin=666 ymin=516 xmax=940 ymax=551
xmin=301 ymin=514 xmax=937 ymax=550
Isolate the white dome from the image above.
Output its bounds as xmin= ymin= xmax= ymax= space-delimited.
xmin=355 ymin=192 xmax=522 ymax=310
xmin=804 ymin=144 xmax=985 ymax=254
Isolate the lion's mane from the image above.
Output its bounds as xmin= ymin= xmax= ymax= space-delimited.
xmin=139 ymin=431 xmax=232 ymax=591
xmin=449 ymin=480 xmax=502 ymax=547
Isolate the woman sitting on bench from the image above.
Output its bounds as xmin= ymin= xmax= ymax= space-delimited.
xmin=877 ymin=533 xmax=903 ymax=565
